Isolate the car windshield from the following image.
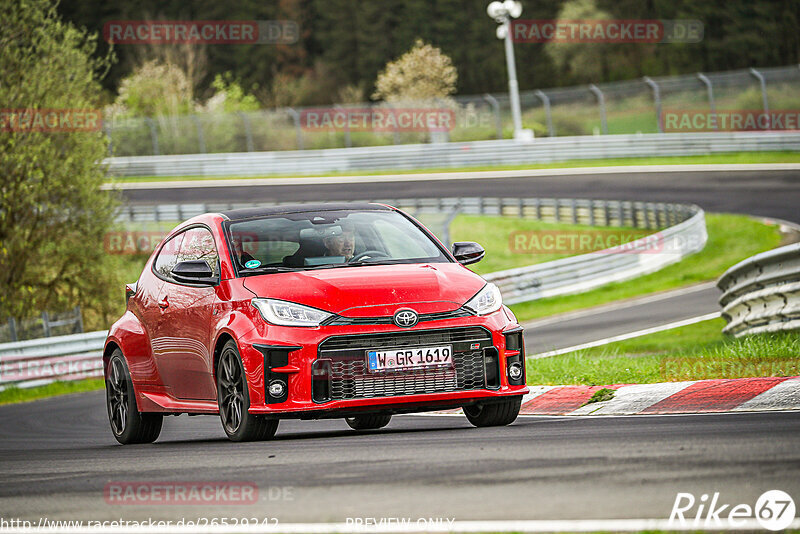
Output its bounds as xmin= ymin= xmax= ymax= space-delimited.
xmin=224 ymin=209 xmax=449 ymax=274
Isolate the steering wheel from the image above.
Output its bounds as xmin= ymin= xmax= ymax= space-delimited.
xmin=350 ymin=250 xmax=390 ymax=263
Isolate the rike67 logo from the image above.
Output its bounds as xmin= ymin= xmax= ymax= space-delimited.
xmin=669 ymin=490 xmax=796 ymax=531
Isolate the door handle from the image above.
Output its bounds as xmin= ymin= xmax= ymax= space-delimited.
xmin=158 ymin=296 xmax=169 ymax=309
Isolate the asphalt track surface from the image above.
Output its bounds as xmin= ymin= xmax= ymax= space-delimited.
xmin=120 ymin=168 xmax=800 ymax=223
xmin=1 ymin=391 xmax=799 ymax=523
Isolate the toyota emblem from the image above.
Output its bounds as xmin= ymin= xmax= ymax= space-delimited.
xmin=393 ymin=309 xmax=419 ymax=328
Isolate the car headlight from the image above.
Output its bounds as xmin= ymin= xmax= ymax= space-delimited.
xmin=251 ymin=298 xmax=333 ymax=327
xmin=464 ymin=283 xmax=503 ymax=316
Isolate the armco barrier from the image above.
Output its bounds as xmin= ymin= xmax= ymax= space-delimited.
xmin=104 ymin=131 xmax=800 ymax=177
xmin=0 ymin=330 xmax=107 ymax=390
xmin=1 ymin=197 xmax=706 ymax=389
xmin=717 ymin=243 xmax=800 ymax=337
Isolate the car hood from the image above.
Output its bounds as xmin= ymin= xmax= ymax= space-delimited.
xmin=241 ymin=262 xmax=485 ymax=316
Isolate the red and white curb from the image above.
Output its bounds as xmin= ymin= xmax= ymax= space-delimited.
xmin=517 ymin=376 xmax=800 ymax=416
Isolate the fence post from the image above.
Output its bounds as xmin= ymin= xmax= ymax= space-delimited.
xmin=588 ymin=84 xmax=608 ymax=135
xmin=144 ymin=117 xmax=159 ymax=155
xmin=7 ymin=317 xmax=17 ymax=342
xmin=749 ymin=68 xmax=770 ymax=115
xmin=104 ymin=120 xmax=114 ymax=155
xmin=42 ymin=311 xmax=51 ymax=338
xmin=286 ymin=108 xmax=304 ymax=150
xmin=534 ymin=90 xmax=555 ymax=137
xmin=74 ymin=306 xmax=84 ymax=334
xmin=334 ymin=105 xmax=352 ymax=148
xmin=643 ymin=77 xmax=663 ymax=133
xmin=483 ymin=94 xmax=504 ymax=140
xmin=696 ymin=73 xmax=718 ymax=130
xmin=192 ymin=115 xmax=206 ymax=153
xmin=238 ymin=112 xmax=254 ymax=152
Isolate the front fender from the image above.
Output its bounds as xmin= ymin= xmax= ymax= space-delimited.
xmin=212 ymin=310 xmax=259 ymax=403
xmin=105 ymin=311 xmax=162 ymax=388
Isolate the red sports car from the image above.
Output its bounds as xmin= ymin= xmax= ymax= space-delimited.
xmin=104 ymin=203 xmax=528 ymax=443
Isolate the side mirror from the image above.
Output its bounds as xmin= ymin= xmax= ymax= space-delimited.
xmin=451 ymin=241 xmax=485 ymax=265
xmin=171 ymin=260 xmax=218 ymax=286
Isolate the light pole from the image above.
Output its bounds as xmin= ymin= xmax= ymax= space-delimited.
xmin=487 ymin=0 xmax=533 ymax=140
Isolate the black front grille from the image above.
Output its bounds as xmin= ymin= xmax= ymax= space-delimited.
xmin=314 ymin=327 xmax=492 ymax=402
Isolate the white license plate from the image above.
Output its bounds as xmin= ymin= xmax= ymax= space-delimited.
xmin=367 ymin=344 xmax=453 ymax=372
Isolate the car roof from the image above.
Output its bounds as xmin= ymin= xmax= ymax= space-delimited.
xmin=219 ymin=202 xmax=393 ymax=221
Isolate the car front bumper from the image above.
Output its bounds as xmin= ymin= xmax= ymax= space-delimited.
xmin=237 ymin=309 xmax=529 ymax=416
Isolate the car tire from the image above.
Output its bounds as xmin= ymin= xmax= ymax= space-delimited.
xmin=464 ymin=396 xmax=522 ymax=427
xmin=106 ymin=349 xmax=163 ymax=444
xmin=345 ymin=414 xmax=392 ymax=431
xmin=216 ymin=340 xmax=279 ymax=442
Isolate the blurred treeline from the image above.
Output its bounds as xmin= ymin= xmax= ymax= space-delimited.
xmin=59 ymin=0 xmax=800 ymax=106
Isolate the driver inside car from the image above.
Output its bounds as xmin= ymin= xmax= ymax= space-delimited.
xmin=322 ymin=221 xmax=356 ymax=261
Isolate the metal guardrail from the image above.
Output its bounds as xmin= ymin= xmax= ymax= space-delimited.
xmin=717 ymin=243 xmax=800 ymax=337
xmin=2 ymin=197 xmax=706 ymax=389
xmin=0 ymin=330 xmax=107 ymax=390
xmin=104 ymin=131 xmax=800 ymax=177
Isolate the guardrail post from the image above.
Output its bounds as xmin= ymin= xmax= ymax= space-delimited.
xmin=238 ymin=112 xmax=254 ymax=152
xmin=697 ymin=73 xmax=718 ymax=130
xmin=570 ymin=198 xmax=577 ymax=224
xmin=144 ymin=117 xmax=159 ymax=155
xmin=442 ymin=205 xmax=461 ymax=246
xmin=534 ymin=90 xmax=555 ymax=137
xmin=192 ymin=115 xmax=206 ymax=153
xmin=749 ymin=68 xmax=770 ymax=115
xmin=42 ymin=311 xmax=51 ymax=338
xmin=588 ymin=85 xmax=608 ymax=135
xmin=286 ymin=108 xmax=304 ymax=150
xmin=483 ymin=94 xmax=504 ymax=140
xmin=643 ymin=77 xmax=663 ymax=133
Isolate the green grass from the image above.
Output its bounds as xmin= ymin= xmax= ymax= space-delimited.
xmin=0 ymin=378 xmax=104 ymax=406
xmin=109 ymin=151 xmax=800 ymax=182
xmin=527 ymin=318 xmax=800 ymax=385
xmin=509 ymin=213 xmax=784 ymax=322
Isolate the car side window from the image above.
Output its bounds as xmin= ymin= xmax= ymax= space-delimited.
xmin=178 ymin=227 xmax=219 ymax=276
xmin=153 ymin=231 xmax=185 ymax=280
